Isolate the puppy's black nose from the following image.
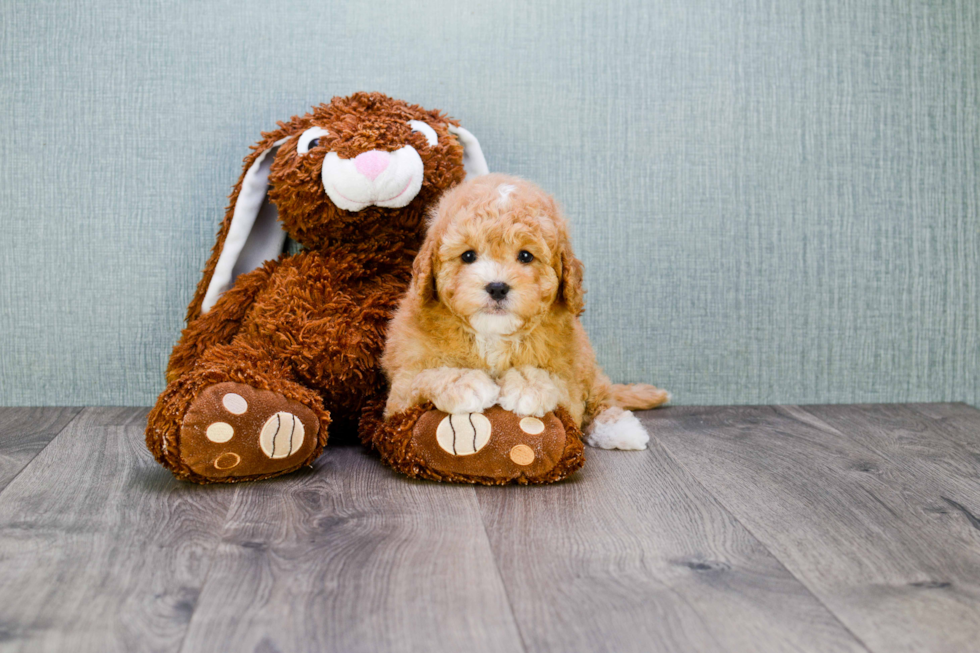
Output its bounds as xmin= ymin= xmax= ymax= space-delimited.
xmin=485 ymin=282 xmax=510 ymax=301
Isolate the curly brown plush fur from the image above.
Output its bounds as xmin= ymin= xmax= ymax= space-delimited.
xmin=146 ymin=93 xmax=471 ymax=483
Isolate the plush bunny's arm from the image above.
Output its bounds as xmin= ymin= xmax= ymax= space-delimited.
xmin=166 ymin=258 xmax=280 ymax=382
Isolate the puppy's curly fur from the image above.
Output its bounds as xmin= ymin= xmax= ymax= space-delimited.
xmin=382 ymin=174 xmax=669 ymax=450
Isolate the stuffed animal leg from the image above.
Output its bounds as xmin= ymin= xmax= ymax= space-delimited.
xmin=147 ymin=359 xmax=330 ymax=484
xmin=362 ymin=402 xmax=585 ymax=485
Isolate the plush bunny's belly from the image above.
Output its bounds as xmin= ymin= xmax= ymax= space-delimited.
xmin=240 ymin=249 xmax=411 ymax=427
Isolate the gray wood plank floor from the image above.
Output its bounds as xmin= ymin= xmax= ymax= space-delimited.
xmin=0 ymin=407 xmax=80 ymax=491
xmin=647 ymin=404 xmax=980 ymax=653
xmin=0 ymin=403 xmax=977 ymax=653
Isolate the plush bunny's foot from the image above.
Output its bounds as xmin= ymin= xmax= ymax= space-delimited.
xmin=372 ymin=404 xmax=585 ymax=485
xmin=178 ymin=382 xmax=321 ymax=482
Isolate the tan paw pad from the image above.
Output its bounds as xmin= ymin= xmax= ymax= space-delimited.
xmin=213 ymin=452 xmax=241 ymax=470
xmin=509 ymin=444 xmax=535 ymax=466
xmin=222 ymin=393 xmax=248 ymax=415
xmin=259 ymin=412 xmax=305 ymax=459
xmin=436 ymin=413 xmax=492 ymax=456
xmin=519 ymin=417 xmax=545 ymax=434
xmin=206 ymin=422 xmax=234 ymax=443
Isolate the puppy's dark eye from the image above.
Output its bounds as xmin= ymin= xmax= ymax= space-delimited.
xmin=308 ymin=138 xmax=320 ymax=149
xmin=517 ymin=250 xmax=534 ymax=264
xmin=461 ymin=250 xmax=477 ymax=264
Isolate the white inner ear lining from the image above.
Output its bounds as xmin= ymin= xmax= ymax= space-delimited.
xmin=408 ymin=120 xmax=438 ymax=147
xmin=200 ymin=136 xmax=290 ymax=314
xmin=447 ymin=124 xmax=489 ymax=179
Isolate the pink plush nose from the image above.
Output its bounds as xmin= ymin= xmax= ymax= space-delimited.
xmin=353 ymin=150 xmax=389 ymax=181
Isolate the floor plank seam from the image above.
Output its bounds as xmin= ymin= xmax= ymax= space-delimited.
xmin=475 ymin=488 xmax=531 ymax=653
xmin=646 ymin=423 xmax=877 ymax=653
xmin=0 ymin=406 xmax=85 ymax=500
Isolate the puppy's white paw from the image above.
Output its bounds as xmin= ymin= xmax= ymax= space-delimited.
xmin=586 ymin=407 xmax=649 ymax=450
xmin=497 ymin=367 xmax=565 ymax=417
xmin=428 ymin=369 xmax=500 ymax=415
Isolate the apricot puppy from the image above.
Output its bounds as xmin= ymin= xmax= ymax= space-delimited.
xmin=381 ymin=174 xmax=668 ymax=450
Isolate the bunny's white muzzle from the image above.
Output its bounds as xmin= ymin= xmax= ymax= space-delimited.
xmin=322 ymin=146 xmax=424 ymax=212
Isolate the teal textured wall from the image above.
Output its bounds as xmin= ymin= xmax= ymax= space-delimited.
xmin=1 ymin=0 xmax=978 ymax=407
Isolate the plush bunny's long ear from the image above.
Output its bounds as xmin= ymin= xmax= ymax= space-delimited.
xmin=447 ymin=125 xmax=489 ymax=179
xmin=191 ymin=137 xmax=290 ymax=318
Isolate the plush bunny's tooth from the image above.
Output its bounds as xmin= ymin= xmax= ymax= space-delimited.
xmin=200 ymin=137 xmax=291 ymax=314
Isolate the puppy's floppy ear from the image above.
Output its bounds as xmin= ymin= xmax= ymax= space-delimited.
xmin=557 ymin=241 xmax=585 ymax=316
xmin=186 ymin=133 xmax=292 ymax=321
xmin=409 ymin=233 xmax=439 ymax=305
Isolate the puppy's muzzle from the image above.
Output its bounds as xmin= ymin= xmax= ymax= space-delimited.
xmin=485 ymin=282 xmax=510 ymax=301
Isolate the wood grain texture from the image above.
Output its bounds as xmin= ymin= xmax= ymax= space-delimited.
xmin=475 ymin=440 xmax=867 ymax=653
xmin=647 ymin=405 xmax=980 ymax=653
xmin=801 ymin=403 xmax=980 ymax=548
xmin=0 ymin=407 xmax=235 ymax=653
xmin=906 ymin=403 xmax=980 ymax=462
xmin=2 ymin=403 xmax=979 ymax=652
xmin=0 ymin=407 xmax=81 ymax=491
xmin=177 ymin=445 xmax=525 ymax=653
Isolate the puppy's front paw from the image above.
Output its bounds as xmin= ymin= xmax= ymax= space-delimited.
xmin=497 ymin=367 xmax=566 ymax=417
xmin=426 ymin=369 xmax=500 ymax=414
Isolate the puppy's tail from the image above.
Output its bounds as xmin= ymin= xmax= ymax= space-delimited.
xmin=608 ymin=383 xmax=671 ymax=410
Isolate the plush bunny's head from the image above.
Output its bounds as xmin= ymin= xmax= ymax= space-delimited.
xmin=190 ymin=92 xmax=488 ymax=320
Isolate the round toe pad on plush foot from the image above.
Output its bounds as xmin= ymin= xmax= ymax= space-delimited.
xmin=411 ymin=405 xmax=569 ymax=483
xmin=180 ymin=382 xmax=319 ymax=481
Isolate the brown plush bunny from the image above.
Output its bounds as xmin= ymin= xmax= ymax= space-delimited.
xmin=145 ymin=92 xmax=488 ymax=483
